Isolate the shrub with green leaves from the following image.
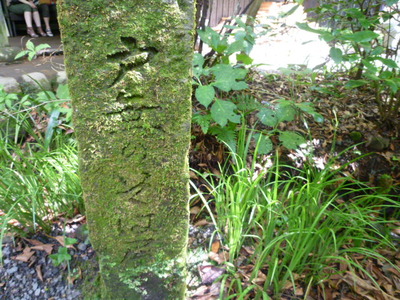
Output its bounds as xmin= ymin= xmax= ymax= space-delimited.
xmin=193 ymin=19 xmax=324 ymax=153
xmin=300 ymin=0 xmax=400 ymax=123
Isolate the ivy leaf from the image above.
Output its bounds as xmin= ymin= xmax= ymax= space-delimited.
xmin=210 ymin=99 xmax=240 ymax=127
xmin=253 ymin=133 xmax=273 ymax=154
xmin=210 ymin=64 xmax=248 ymax=92
xmin=279 ymin=131 xmax=306 ymax=150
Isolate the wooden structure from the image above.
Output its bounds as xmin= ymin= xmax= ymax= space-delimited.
xmin=208 ymin=0 xmax=254 ymax=27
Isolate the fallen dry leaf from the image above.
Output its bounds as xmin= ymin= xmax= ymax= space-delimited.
xmin=190 ymin=206 xmax=201 ymax=215
xmin=194 ymin=219 xmax=210 ymax=227
xmin=14 ymin=247 xmax=34 ymax=262
xmin=211 ymin=241 xmax=220 ymax=253
xmin=36 ymin=265 xmax=43 ymax=282
xmin=22 ymin=238 xmax=43 ymax=246
xmin=208 ymin=251 xmax=228 ymax=264
xmin=198 ymin=265 xmax=225 ymax=285
xmin=31 ymin=244 xmax=54 ymax=255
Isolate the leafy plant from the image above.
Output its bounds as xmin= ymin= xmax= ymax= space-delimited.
xmin=0 ymin=137 xmax=83 ymax=233
xmin=191 ymin=138 xmax=400 ymax=298
xmin=15 ymin=40 xmax=51 ymax=61
xmin=299 ymin=0 xmax=400 ymax=124
xmin=50 ymin=237 xmax=77 ymax=266
xmin=193 ymin=20 xmax=323 ymax=153
xmin=0 ymin=84 xmax=73 ymax=148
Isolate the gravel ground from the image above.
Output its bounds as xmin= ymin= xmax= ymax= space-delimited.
xmin=0 ymin=224 xmax=217 ymax=299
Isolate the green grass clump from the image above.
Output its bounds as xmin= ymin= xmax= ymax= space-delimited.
xmin=0 ymin=137 xmax=83 ymax=233
xmin=191 ymin=132 xmax=400 ymax=299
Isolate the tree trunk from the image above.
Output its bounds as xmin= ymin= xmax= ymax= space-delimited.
xmin=245 ymin=0 xmax=263 ymax=27
xmin=58 ymin=0 xmax=194 ymax=298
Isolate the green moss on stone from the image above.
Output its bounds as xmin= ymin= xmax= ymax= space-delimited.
xmin=58 ymin=0 xmax=195 ymax=298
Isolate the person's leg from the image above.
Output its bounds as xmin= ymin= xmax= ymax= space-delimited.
xmin=39 ymin=4 xmax=52 ymax=36
xmin=9 ymin=4 xmax=38 ymax=37
xmin=32 ymin=9 xmax=46 ymax=36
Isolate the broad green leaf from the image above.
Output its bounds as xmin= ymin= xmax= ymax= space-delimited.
xmin=296 ymin=22 xmax=327 ymax=35
xmin=330 ymin=47 xmax=343 ymax=64
xmin=361 ymin=59 xmax=378 ymax=73
xmin=198 ymin=27 xmax=228 ymax=53
xmin=193 ymin=53 xmax=205 ymax=78
xmin=65 ymin=237 xmax=77 ymax=246
xmin=26 ymin=40 xmax=35 ymax=51
xmin=257 ymin=107 xmax=279 ymax=127
xmin=14 ymin=50 xmax=29 ymax=60
xmin=35 ymin=43 xmax=51 ymax=52
xmin=45 ymin=109 xmax=61 ymax=149
xmin=386 ymin=0 xmax=398 ymax=5
xmin=280 ymin=4 xmax=300 ymax=18
xmin=211 ymin=99 xmax=240 ymax=127
xmin=211 ymin=64 xmax=248 ymax=92
xmin=253 ymin=133 xmax=273 ymax=154
xmin=371 ymin=46 xmax=384 ymax=56
xmin=275 ymin=101 xmax=296 ymax=122
xmin=226 ymin=40 xmax=246 ymax=55
xmin=374 ymin=57 xmax=398 ymax=69
xmin=342 ymin=31 xmax=379 ymax=43
xmin=345 ymin=80 xmax=368 ymax=89
xmin=195 ymin=85 xmax=215 ymax=107
xmin=364 ymin=72 xmax=380 ymax=81
xmin=236 ymin=53 xmax=253 ymax=65
xmin=383 ymin=79 xmax=399 ymax=93
xmin=50 ymin=247 xmax=71 ymax=266
xmin=5 ymin=98 xmax=12 ymax=109
xmin=279 ymin=131 xmax=306 ymax=150
xmin=56 ymin=84 xmax=70 ymax=100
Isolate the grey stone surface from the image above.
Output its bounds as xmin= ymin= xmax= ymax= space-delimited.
xmin=56 ymin=71 xmax=68 ymax=86
xmin=0 ymin=76 xmax=21 ymax=93
xmin=0 ymin=47 xmax=22 ymax=63
xmin=20 ymin=72 xmax=52 ymax=93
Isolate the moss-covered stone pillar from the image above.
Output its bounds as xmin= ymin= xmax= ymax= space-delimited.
xmin=58 ymin=0 xmax=194 ymax=298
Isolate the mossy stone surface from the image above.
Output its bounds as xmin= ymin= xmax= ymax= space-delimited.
xmin=58 ymin=0 xmax=195 ymax=298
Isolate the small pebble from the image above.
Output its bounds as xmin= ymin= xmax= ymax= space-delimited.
xmin=6 ymin=266 xmax=18 ymax=275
